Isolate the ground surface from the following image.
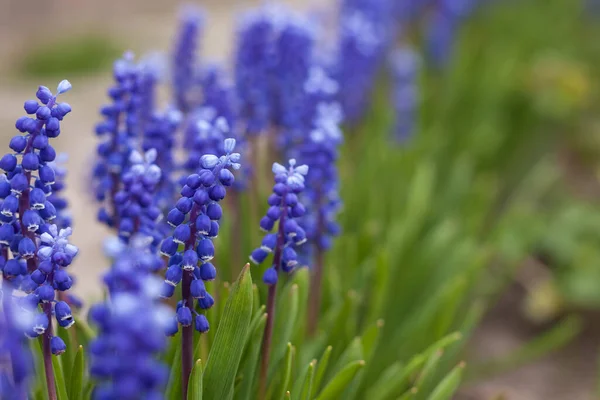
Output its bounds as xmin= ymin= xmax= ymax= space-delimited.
xmin=0 ymin=1 xmax=596 ymax=399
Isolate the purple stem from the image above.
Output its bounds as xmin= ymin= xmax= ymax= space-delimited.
xmin=259 ymin=193 xmax=288 ymax=397
xmin=181 ymin=205 xmax=199 ymax=399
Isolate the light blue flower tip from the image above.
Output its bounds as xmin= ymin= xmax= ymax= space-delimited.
xmin=201 ymin=154 xmax=220 ymax=169
xmin=223 ymin=138 xmax=236 ymax=153
xmin=57 ymin=80 xmax=72 ymax=95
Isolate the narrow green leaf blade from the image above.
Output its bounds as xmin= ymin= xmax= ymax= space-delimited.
xmin=203 ymin=264 xmax=254 ymax=400
xmin=311 ymin=346 xmax=332 ymax=399
xmin=52 ymin=353 xmax=69 ymax=400
xmin=315 ymin=360 xmax=365 ymax=400
xmin=166 ymin=345 xmax=182 ymax=400
xmin=234 ymin=314 xmax=267 ymax=400
xmin=69 ymin=345 xmax=85 ymax=400
xmin=426 ymin=362 xmax=465 ymax=400
xmin=278 ymin=343 xmax=294 ymax=400
xmin=187 ymin=359 xmax=203 ymax=400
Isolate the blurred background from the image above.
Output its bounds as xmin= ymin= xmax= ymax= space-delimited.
xmin=2 ymin=0 xmax=600 ymax=399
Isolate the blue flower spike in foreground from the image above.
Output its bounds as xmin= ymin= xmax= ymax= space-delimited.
xmin=89 ymin=239 xmax=170 ymax=400
xmin=0 ymin=81 xmax=78 ymax=400
xmin=249 ymin=159 xmax=308 ymax=395
xmin=160 ymin=137 xmax=241 ymax=397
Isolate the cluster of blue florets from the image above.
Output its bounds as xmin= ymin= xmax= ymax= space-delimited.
xmin=249 ymin=160 xmax=308 ymax=285
xmin=89 ymin=241 xmax=170 ymax=400
xmin=160 ymin=138 xmax=241 ymax=333
xmin=0 ymin=81 xmax=78 ymax=356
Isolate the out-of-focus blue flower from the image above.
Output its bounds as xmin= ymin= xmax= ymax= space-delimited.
xmin=0 ymin=286 xmax=33 ymax=399
xmin=90 ymin=234 xmax=169 ymax=399
xmin=389 ymin=47 xmax=420 ymax=142
xmin=425 ymin=0 xmax=481 ymax=68
xmin=249 ymin=159 xmax=308 ymax=284
xmin=0 ymin=82 xmax=78 ymax=347
xmin=272 ymin=15 xmax=315 ymax=134
xmin=332 ymin=6 xmax=388 ymax=123
xmin=234 ymin=6 xmax=280 ymax=136
xmin=112 ymin=149 xmax=164 ymax=248
xmin=182 ymin=110 xmax=231 ymax=175
xmin=160 ymin=138 xmax=241 ymax=332
xmin=172 ymin=6 xmax=205 ymax=113
xmin=93 ymin=53 xmax=152 ymax=229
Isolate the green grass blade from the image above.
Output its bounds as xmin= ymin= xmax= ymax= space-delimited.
xmin=310 ymin=345 xmax=332 ymax=399
xmin=166 ymin=344 xmax=182 ymax=400
xmin=203 ymin=264 xmax=254 ymax=400
xmin=277 ymin=343 xmax=294 ymax=400
xmin=51 ymin=352 xmax=69 ymax=400
xmin=187 ymin=359 xmax=203 ymax=400
xmin=426 ymin=362 xmax=465 ymax=400
xmin=315 ymin=360 xmax=365 ymax=400
xmin=268 ymin=283 xmax=299 ymax=379
xmin=234 ymin=313 xmax=267 ymax=400
xmin=68 ymin=345 xmax=85 ymax=400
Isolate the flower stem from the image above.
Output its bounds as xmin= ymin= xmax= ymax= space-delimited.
xmin=181 ymin=205 xmax=199 ymax=399
xmin=41 ymin=301 xmax=57 ymax=400
xmin=259 ymin=199 xmax=287 ymax=397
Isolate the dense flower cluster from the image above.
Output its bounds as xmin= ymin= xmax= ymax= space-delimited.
xmin=390 ymin=47 xmax=420 ymax=142
xmin=112 ymin=149 xmax=164 ymax=248
xmin=94 ymin=53 xmax=151 ymax=229
xmin=249 ymin=160 xmax=308 ymax=285
xmin=0 ymin=81 xmax=78 ymax=353
xmin=333 ymin=0 xmax=394 ymax=122
xmin=234 ymin=6 xmax=279 ymax=135
xmin=46 ymin=155 xmax=71 ymax=229
xmin=89 ymin=239 xmax=170 ymax=400
xmin=160 ymin=138 xmax=241 ymax=332
xmin=172 ymin=6 xmax=204 ymax=113
xmin=426 ymin=0 xmax=481 ymax=68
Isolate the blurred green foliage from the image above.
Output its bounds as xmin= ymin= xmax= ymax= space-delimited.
xmin=16 ymin=34 xmax=121 ymax=78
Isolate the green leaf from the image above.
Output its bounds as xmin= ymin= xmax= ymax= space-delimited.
xmin=277 ymin=343 xmax=294 ymax=400
xmin=315 ymin=360 xmax=365 ymax=400
xmin=397 ymin=388 xmax=419 ymax=400
xmin=52 ymin=352 xmax=69 ymax=400
xmin=311 ymin=345 xmax=332 ymax=399
xmin=187 ymin=359 xmax=203 ymax=400
xmin=166 ymin=344 xmax=182 ymax=400
xmin=291 ymin=359 xmax=316 ymax=400
xmin=268 ymin=283 xmax=299 ymax=379
xmin=68 ymin=345 xmax=85 ymax=400
xmin=414 ymin=350 xmax=444 ymax=400
xmin=203 ymin=264 xmax=254 ymax=400
xmin=426 ymin=362 xmax=465 ymax=400
xmin=234 ymin=314 xmax=267 ymax=400
xmin=57 ymin=327 xmax=75 ymax=382
xmin=366 ymin=333 xmax=462 ymax=400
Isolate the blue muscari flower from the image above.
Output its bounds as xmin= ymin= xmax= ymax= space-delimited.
xmin=182 ymin=109 xmax=231 ymax=175
xmin=425 ymin=0 xmax=481 ymax=68
xmin=172 ymin=6 xmax=205 ymax=113
xmin=89 ymin=236 xmax=170 ymax=400
xmin=160 ymin=138 xmax=241 ymax=332
xmin=112 ymin=149 xmax=164 ymax=247
xmin=0 ymin=82 xmax=79 ymax=349
xmin=93 ymin=52 xmax=152 ymax=228
xmin=389 ymin=47 xmax=420 ymax=142
xmin=249 ymin=160 xmax=308 ymax=284
xmin=333 ymin=0 xmax=393 ymax=122
xmin=272 ymin=15 xmax=315 ymax=133
xmin=234 ymin=6 xmax=280 ymax=135
xmin=46 ymin=154 xmax=72 ymax=229
xmin=295 ymin=97 xmax=343 ymax=265
xmin=0 ymin=286 xmax=34 ymax=398
xmin=200 ymin=64 xmax=252 ymax=191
